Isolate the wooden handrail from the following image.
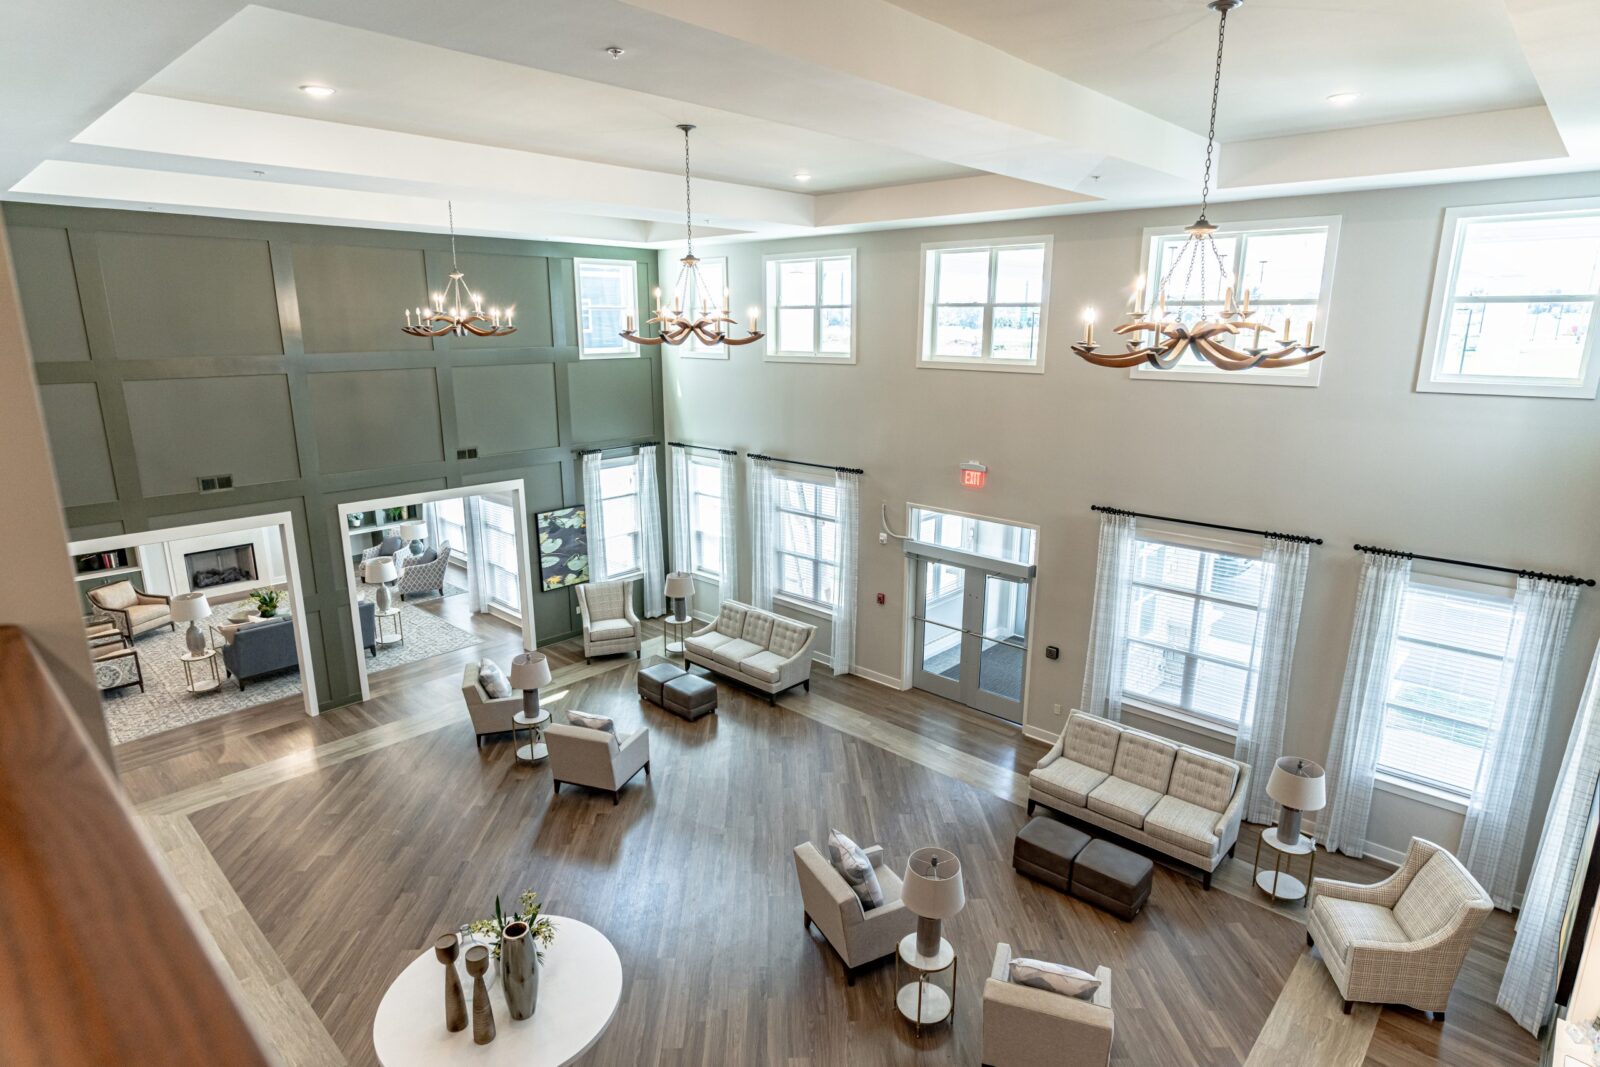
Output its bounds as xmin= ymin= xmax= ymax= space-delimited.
xmin=0 ymin=626 xmax=271 ymax=1065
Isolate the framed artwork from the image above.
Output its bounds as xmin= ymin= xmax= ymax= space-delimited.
xmin=536 ymin=506 xmax=590 ymax=590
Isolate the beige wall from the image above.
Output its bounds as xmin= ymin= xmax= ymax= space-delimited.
xmin=0 ymin=209 xmax=105 ymax=754
xmin=664 ymin=170 xmax=1600 ymax=877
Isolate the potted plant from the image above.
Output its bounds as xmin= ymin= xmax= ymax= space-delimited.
xmin=468 ymin=890 xmax=555 ymax=1021
xmin=249 ymin=588 xmax=282 ymax=618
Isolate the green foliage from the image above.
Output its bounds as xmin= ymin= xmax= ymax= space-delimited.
xmin=468 ymin=889 xmax=557 ymax=961
xmin=249 ymin=588 xmax=282 ymax=617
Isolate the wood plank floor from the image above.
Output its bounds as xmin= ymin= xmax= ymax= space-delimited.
xmin=113 ymin=603 xmax=1545 ymax=1067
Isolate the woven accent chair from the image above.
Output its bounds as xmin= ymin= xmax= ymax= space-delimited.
xmin=1307 ymin=837 xmax=1492 ymax=1018
xmin=396 ymin=543 xmax=453 ymax=599
xmin=576 ymin=579 xmax=641 ymax=663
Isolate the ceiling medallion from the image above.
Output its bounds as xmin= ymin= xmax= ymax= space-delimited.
xmin=1074 ymin=0 xmax=1325 ymax=372
xmin=402 ymin=201 xmax=517 ymax=338
xmin=620 ymin=124 xmax=764 ymax=348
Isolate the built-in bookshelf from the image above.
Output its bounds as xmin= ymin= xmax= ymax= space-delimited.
xmin=72 ymin=548 xmax=138 ymax=583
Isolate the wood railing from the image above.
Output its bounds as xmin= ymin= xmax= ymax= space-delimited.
xmin=0 ymin=626 xmax=271 ymax=1066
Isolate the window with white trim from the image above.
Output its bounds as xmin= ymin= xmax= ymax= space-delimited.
xmin=688 ymin=455 xmax=723 ymax=578
xmin=476 ymin=496 xmax=521 ymax=613
xmin=1122 ymin=535 xmax=1264 ymax=728
xmin=919 ymin=239 xmax=1049 ymax=369
xmin=1418 ymin=199 xmax=1600 ymax=398
xmin=1134 ymin=217 xmax=1338 ymax=386
xmin=764 ymin=251 xmax=855 ymax=362
xmin=775 ymin=475 xmax=839 ymax=609
xmin=909 ymin=505 xmax=1036 ymax=567
xmin=575 ymin=258 xmax=640 ymax=358
xmin=436 ymin=497 xmax=469 ymax=566
xmin=598 ymin=456 xmax=643 ymax=577
xmin=1376 ymin=576 xmax=1514 ymax=796
xmin=683 ymin=256 xmax=729 ymax=359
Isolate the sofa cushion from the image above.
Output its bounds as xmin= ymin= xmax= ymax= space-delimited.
xmin=827 ymin=829 xmax=884 ymax=911
xmin=1029 ymin=758 xmax=1108 ymax=808
xmin=713 ymin=602 xmax=748 ymax=638
xmin=1009 ymin=958 xmax=1101 ymax=1000
xmin=768 ymin=617 xmax=812 ymax=658
xmin=478 ymin=661 xmax=512 ymax=698
xmin=584 ymin=581 xmax=626 ymax=621
xmin=1063 ymin=713 xmax=1122 ymax=774
xmin=90 ymin=581 xmax=139 ymax=611
xmin=1144 ymin=795 xmax=1221 ymax=856
xmin=1168 ymin=749 xmax=1240 ymax=813
xmin=1394 ymin=852 xmax=1475 ymax=940
xmin=685 ymin=631 xmax=735 ymax=658
xmin=740 ymin=650 xmax=787 ymax=684
xmin=125 ymin=603 xmax=171 ymax=627
xmin=712 ymin=638 xmax=765 ymax=670
xmin=1087 ymin=776 xmax=1164 ymax=828
xmin=567 ymin=709 xmax=617 ymax=737
xmin=1111 ymin=731 xmax=1179 ymax=793
xmin=588 ymin=618 xmax=635 ymax=641
xmin=1316 ymin=897 xmax=1409 ymax=960
xmin=740 ymin=611 xmax=775 ymax=648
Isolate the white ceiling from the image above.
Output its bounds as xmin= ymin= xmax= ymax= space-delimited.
xmin=2 ymin=0 xmax=1596 ymax=245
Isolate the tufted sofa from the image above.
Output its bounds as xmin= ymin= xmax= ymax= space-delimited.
xmin=685 ymin=601 xmax=816 ymax=703
xmin=1028 ymin=711 xmax=1249 ymax=887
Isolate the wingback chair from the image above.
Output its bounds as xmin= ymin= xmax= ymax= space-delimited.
xmin=982 ymin=943 xmax=1114 ymax=1067
xmin=460 ymin=659 xmax=521 ymax=746
xmin=576 ymin=579 xmax=641 ymax=662
xmin=86 ymin=581 xmax=173 ymax=641
xmin=1307 ymin=837 xmax=1492 ymax=1018
xmin=397 ymin=542 xmax=453 ymax=599
xmin=792 ymin=841 xmax=916 ymax=985
xmin=545 ymin=721 xmax=651 ymax=804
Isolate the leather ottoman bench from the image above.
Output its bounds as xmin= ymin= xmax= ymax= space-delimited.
xmin=637 ymin=662 xmax=686 ymax=705
xmin=1071 ymin=839 xmax=1154 ymax=921
xmin=662 ymin=672 xmax=718 ymax=721
xmin=1013 ymin=816 xmax=1093 ymax=895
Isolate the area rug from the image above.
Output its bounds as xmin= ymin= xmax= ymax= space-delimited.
xmin=360 ymin=594 xmax=482 ymax=676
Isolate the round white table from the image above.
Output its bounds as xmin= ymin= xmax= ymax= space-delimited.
xmin=1253 ymin=826 xmax=1318 ymax=904
xmin=373 ymin=916 xmax=622 ymax=1066
xmin=894 ymin=933 xmax=956 ymax=1034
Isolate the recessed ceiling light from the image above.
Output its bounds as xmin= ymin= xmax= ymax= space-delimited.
xmin=1326 ymin=91 xmax=1360 ymax=106
xmin=793 ymin=171 xmax=812 ymax=183
xmin=299 ymin=84 xmax=336 ymax=98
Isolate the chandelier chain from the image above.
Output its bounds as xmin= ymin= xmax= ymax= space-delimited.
xmin=448 ymin=199 xmax=459 ymax=271
xmin=1199 ymin=6 xmax=1228 ymax=221
xmin=682 ymin=126 xmax=694 ymax=257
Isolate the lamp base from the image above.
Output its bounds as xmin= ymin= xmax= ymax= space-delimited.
xmin=522 ymin=688 xmax=542 ymax=718
xmin=184 ymin=622 xmax=207 ymax=656
xmin=915 ymin=916 xmax=942 ymax=959
xmin=1278 ymin=806 xmax=1304 ymax=845
xmin=375 ymin=582 xmax=394 ymax=613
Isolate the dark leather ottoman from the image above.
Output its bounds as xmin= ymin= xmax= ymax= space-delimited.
xmin=637 ymin=662 xmax=686 ymax=705
xmin=1071 ymin=839 xmax=1154 ymax=921
xmin=1013 ymin=817 xmax=1092 ymax=894
xmin=662 ymin=672 xmax=718 ymax=721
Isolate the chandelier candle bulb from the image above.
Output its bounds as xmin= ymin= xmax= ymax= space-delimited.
xmin=1304 ymin=318 xmax=1314 ymax=347
xmin=1081 ymin=307 xmax=1096 ymax=345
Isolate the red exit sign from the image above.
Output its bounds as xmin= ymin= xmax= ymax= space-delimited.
xmin=960 ymin=463 xmax=987 ymax=488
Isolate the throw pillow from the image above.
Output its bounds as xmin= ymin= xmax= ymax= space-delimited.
xmin=1009 ymin=958 xmax=1101 ymax=999
xmin=478 ymin=662 xmax=512 ymax=698
xmin=567 ymin=710 xmax=617 ymax=736
xmin=826 ymin=828 xmax=885 ymax=911
xmin=377 ymin=535 xmax=407 ymax=557
xmin=416 ymin=547 xmax=439 ymax=564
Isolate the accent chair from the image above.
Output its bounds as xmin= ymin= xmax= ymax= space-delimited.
xmin=396 ymin=542 xmax=453 ymax=599
xmin=792 ymin=840 xmax=916 ymax=985
xmin=981 ymin=943 xmax=1113 ymax=1067
xmin=576 ymin=579 xmax=641 ymax=662
xmin=546 ymin=720 xmax=651 ymax=804
xmin=85 ymin=581 xmax=173 ymax=642
xmin=460 ymin=658 xmax=522 ymax=746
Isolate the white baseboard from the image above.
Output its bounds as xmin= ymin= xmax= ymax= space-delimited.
xmin=853 ymin=665 xmax=908 ymax=690
xmin=1023 ymin=723 xmax=1058 ymax=744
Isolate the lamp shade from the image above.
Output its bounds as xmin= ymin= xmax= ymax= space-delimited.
xmin=509 ymin=651 xmax=552 ymax=691
xmin=400 ymin=521 xmax=428 ymax=541
xmin=664 ymin=571 xmax=696 ymax=600
xmin=170 ymin=592 xmax=211 ymax=624
xmin=363 ymin=558 xmax=398 ymax=584
xmin=900 ymin=847 xmax=965 ymax=920
xmin=1267 ymin=756 xmax=1327 ymax=812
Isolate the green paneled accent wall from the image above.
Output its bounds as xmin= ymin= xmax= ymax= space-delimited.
xmin=8 ymin=204 xmax=661 ymax=712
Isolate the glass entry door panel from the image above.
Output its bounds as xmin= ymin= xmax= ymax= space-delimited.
xmin=912 ymin=560 xmax=1029 ymax=722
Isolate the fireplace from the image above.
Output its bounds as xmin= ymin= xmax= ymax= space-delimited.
xmin=186 ymin=543 xmax=259 ymax=589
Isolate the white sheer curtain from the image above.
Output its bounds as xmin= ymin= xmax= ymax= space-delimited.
xmin=423 ymin=500 xmax=445 ymax=550
xmin=1460 ymin=577 xmax=1579 ymax=909
xmin=748 ymin=455 xmax=777 ymax=610
xmin=1499 ymin=639 xmax=1600 ymax=1034
xmin=667 ymin=445 xmax=693 ymax=575
xmin=717 ymin=450 xmax=738 ymax=607
xmin=581 ymin=452 xmax=611 ymax=581
xmin=1235 ymin=537 xmax=1312 ymax=824
xmin=462 ymin=496 xmax=490 ymax=613
xmin=1321 ymin=552 xmax=1411 ymax=857
xmin=1079 ymin=511 xmax=1136 ymax=722
xmin=831 ymin=469 xmax=860 ymax=676
xmin=638 ymin=444 xmax=665 ymax=617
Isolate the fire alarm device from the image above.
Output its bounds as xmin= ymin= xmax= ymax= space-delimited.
xmin=960 ymin=461 xmax=987 ymax=489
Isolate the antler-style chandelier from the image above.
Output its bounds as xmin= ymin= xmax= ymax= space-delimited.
xmin=402 ymin=201 xmax=517 ymax=338
xmin=1073 ymin=0 xmax=1325 ymax=372
xmin=620 ymin=124 xmax=764 ymax=348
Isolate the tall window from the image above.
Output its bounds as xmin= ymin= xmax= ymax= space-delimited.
xmin=684 ymin=256 xmax=728 ymax=358
xmin=688 ymin=455 xmax=724 ymax=578
xmin=1419 ymin=199 xmax=1600 ymax=398
xmin=476 ymin=496 xmax=521 ymax=613
xmin=776 ymin=475 xmax=839 ymax=608
xmin=1122 ymin=537 xmax=1264 ymax=728
xmin=920 ymin=239 xmax=1049 ymax=369
xmin=765 ymin=251 xmax=855 ymax=362
xmin=1135 ymin=218 xmax=1338 ymax=386
xmin=598 ymin=456 xmax=642 ymax=577
xmin=1376 ymin=578 xmax=1515 ymax=795
xmin=575 ymin=258 xmax=640 ymax=358
xmin=435 ymin=498 xmax=469 ymax=564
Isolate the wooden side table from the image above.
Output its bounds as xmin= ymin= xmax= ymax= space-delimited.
xmin=1253 ymin=826 xmax=1317 ymax=905
xmin=895 ymin=933 xmax=956 ymax=1034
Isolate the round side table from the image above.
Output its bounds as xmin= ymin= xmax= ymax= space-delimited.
xmin=894 ymin=933 xmax=956 ymax=1034
xmin=180 ymin=649 xmax=222 ymax=694
xmin=1253 ymin=826 xmax=1317 ymax=905
xmin=663 ymin=615 xmax=693 ymax=657
xmin=513 ymin=707 xmax=551 ymax=764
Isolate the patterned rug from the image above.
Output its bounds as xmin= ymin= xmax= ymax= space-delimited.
xmin=101 ymin=597 xmax=481 ymax=745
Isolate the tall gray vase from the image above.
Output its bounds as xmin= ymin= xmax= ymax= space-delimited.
xmin=501 ymin=921 xmax=540 ymax=1021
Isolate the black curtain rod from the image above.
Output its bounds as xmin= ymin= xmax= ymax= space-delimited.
xmin=667 ymin=441 xmax=738 ymax=456
xmin=748 ymin=452 xmax=865 ymax=476
xmin=574 ymin=441 xmax=659 ymax=457
xmin=1091 ymin=504 xmax=1322 ymax=546
xmin=1354 ymin=544 xmax=1595 ymax=587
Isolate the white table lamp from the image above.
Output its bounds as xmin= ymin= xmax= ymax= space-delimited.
xmin=364 ymin=557 xmax=399 ymax=613
xmin=400 ymin=520 xmax=428 ymax=555
xmin=171 ymin=592 xmax=212 ymax=655
xmin=901 ymin=847 xmax=964 ymax=957
xmin=664 ymin=572 xmax=695 ymax=620
xmin=509 ymin=651 xmax=552 ymax=718
xmin=1267 ymin=756 xmax=1326 ymax=844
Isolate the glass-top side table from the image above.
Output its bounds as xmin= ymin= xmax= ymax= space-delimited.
xmin=895 ymin=933 xmax=956 ymax=1034
xmin=1253 ymin=826 xmax=1318 ymax=905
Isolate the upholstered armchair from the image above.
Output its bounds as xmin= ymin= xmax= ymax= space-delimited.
xmin=1307 ymin=837 xmax=1492 ymax=1017
xmin=86 ymin=581 xmax=173 ymax=641
xmin=981 ymin=943 xmax=1113 ymax=1067
xmin=545 ymin=721 xmax=651 ymax=804
xmin=460 ymin=659 xmax=522 ymax=746
xmin=396 ymin=543 xmax=453 ymax=599
xmin=792 ymin=841 xmax=916 ymax=985
xmin=576 ymin=579 xmax=641 ymax=662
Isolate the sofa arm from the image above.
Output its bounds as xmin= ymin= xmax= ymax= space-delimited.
xmin=137 ymin=591 xmax=172 ymax=607
xmin=1210 ymin=763 xmax=1249 ymax=856
xmin=1036 ymin=725 xmax=1068 ymax=770
xmin=863 ymin=845 xmax=886 ymax=869
xmin=614 ymin=728 xmax=651 ymax=780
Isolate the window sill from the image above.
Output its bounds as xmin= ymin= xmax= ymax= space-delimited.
xmin=773 ymin=593 xmax=833 ymax=619
xmin=917 ymin=357 xmax=1043 ymax=375
xmin=765 ymin=352 xmax=856 ymax=365
xmin=1373 ymin=773 xmax=1469 ymax=815
xmin=690 ymin=570 xmax=720 ymax=585
xmin=1415 ymin=373 xmax=1598 ymax=400
xmin=1119 ymin=698 xmax=1238 ymax=744
xmin=577 ymin=350 xmax=641 ymax=361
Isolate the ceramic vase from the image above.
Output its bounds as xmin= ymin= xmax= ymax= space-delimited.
xmin=465 ymin=945 xmax=495 ymax=1045
xmin=501 ymin=920 xmax=540 ymax=1021
xmin=434 ymin=933 xmax=466 ymax=1033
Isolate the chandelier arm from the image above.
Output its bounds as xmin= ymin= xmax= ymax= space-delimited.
xmin=1257 ymin=348 xmax=1326 ymax=368
xmin=1072 ymin=345 xmax=1154 ymax=368
xmin=1149 ymin=338 xmax=1192 ymax=369
xmin=721 ymin=332 xmax=764 ymax=348
xmin=1194 ymin=336 xmax=1267 ymax=370
xmin=620 ymin=331 xmax=667 ymax=347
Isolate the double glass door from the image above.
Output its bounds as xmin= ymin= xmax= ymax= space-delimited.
xmin=912 ymin=559 xmax=1030 ymax=722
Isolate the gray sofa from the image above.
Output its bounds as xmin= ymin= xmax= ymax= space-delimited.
xmin=220 ymin=602 xmax=375 ymax=689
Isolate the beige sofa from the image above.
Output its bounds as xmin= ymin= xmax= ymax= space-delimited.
xmin=1308 ymin=837 xmax=1492 ymax=1017
xmin=546 ymin=722 xmax=651 ymax=804
xmin=981 ymin=943 xmax=1113 ymax=1067
xmin=1028 ymin=711 xmax=1248 ymax=887
xmin=685 ymin=601 xmax=816 ymax=703
xmin=577 ymin=579 xmax=641 ymax=662
xmin=86 ymin=581 xmax=173 ymax=641
xmin=793 ymin=841 xmax=916 ymax=985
